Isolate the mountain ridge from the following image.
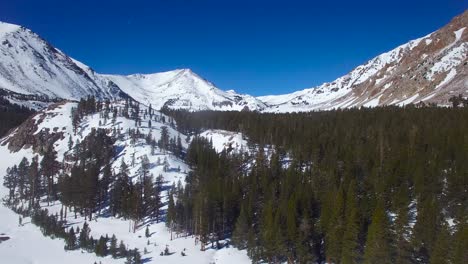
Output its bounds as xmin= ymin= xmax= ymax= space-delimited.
xmin=260 ymin=10 xmax=467 ymax=111
xmin=0 ymin=11 xmax=467 ymax=112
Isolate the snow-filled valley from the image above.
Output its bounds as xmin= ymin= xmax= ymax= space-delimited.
xmin=0 ymin=100 xmax=252 ymax=264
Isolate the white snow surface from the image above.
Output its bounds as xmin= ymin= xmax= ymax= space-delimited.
xmin=0 ymin=21 xmax=20 ymax=37
xmin=435 ymin=68 xmax=457 ymax=89
xmin=199 ymin=129 xmax=250 ymax=154
xmin=427 ymin=42 xmax=467 ymax=80
xmin=0 ymin=101 xmax=251 ymax=264
xmin=397 ymin=93 xmax=420 ymax=106
xmin=454 ymin=27 xmax=466 ymax=41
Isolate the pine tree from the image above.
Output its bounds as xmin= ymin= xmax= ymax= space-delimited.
xmin=65 ymin=227 xmax=76 ymax=250
xmin=40 ymin=146 xmax=59 ymax=205
xmin=109 ymin=234 xmax=118 ymax=257
xmin=325 ymin=186 xmax=345 ymax=263
xmin=79 ymin=222 xmax=91 ymax=249
xmin=341 ymin=180 xmax=361 ymax=264
xmin=28 ymin=156 xmax=40 ymax=208
xmin=119 ymin=240 xmax=127 ymax=258
xmin=412 ymin=197 xmax=441 ymax=263
xmin=145 ymin=226 xmax=150 ymax=238
xmin=159 ymin=126 xmax=170 ymax=151
xmin=429 ymin=222 xmax=451 ymax=264
xmin=167 ymin=192 xmax=176 ymax=239
xmin=232 ymin=205 xmax=249 ymax=249
xmin=363 ymin=201 xmax=393 ymax=264
xmin=95 ymin=236 xmax=108 ymax=256
xmin=451 ymin=222 xmax=467 ymax=264
xmin=3 ymin=166 xmax=18 ymax=203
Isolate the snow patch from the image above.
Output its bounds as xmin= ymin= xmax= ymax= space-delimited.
xmin=363 ymin=94 xmax=383 ymax=107
xmin=427 ymin=42 xmax=467 ymax=80
xmin=199 ymin=129 xmax=249 ymax=154
xmin=454 ymin=27 xmax=466 ymax=41
xmin=397 ymin=93 xmax=419 ymax=106
xmin=435 ymin=68 xmax=457 ymax=89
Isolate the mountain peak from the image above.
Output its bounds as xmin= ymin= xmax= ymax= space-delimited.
xmin=0 ymin=21 xmax=22 ymax=38
xmin=104 ymin=68 xmax=266 ymax=111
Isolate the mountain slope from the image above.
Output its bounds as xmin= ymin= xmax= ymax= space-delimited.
xmin=0 ymin=100 xmax=250 ymax=263
xmin=103 ymin=69 xmax=266 ymax=111
xmin=0 ymin=22 xmax=122 ymax=101
xmin=259 ymin=10 xmax=468 ymax=112
xmin=0 ymin=21 xmax=265 ymax=112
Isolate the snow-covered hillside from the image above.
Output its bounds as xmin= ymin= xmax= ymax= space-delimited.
xmin=0 ymin=22 xmax=122 ymax=101
xmin=259 ymin=11 xmax=468 ymax=112
xmin=104 ymin=70 xmax=266 ymax=111
xmin=0 ymin=101 xmax=250 ymax=264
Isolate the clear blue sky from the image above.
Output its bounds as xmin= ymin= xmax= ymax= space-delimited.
xmin=1 ymin=0 xmax=466 ymax=96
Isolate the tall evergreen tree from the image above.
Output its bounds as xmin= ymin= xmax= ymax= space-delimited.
xmin=363 ymin=200 xmax=393 ymax=264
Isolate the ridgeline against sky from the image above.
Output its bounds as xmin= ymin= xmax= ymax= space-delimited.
xmin=1 ymin=0 xmax=466 ymax=95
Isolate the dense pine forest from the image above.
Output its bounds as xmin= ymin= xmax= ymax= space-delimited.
xmin=165 ymin=105 xmax=467 ymax=263
xmin=2 ymin=96 xmax=467 ymax=263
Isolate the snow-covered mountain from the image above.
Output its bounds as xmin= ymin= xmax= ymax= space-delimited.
xmin=0 ymin=11 xmax=467 ymax=113
xmin=103 ymin=69 xmax=266 ymax=111
xmin=0 ymin=22 xmax=123 ymax=102
xmin=259 ymin=10 xmax=468 ymax=112
xmin=0 ymin=21 xmax=265 ymax=111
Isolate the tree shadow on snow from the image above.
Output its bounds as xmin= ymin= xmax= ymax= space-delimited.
xmin=142 ymin=257 xmax=153 ymax=263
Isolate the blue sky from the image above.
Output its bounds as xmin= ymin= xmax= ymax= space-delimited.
xmin=1 ymin=0 xmax=466 ymax=96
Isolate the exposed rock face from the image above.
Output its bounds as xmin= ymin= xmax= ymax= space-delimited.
xmin=2 ymin=102 xmax=66 ymax=154
xmin=259 ymin=11 xmax=468 ymax=112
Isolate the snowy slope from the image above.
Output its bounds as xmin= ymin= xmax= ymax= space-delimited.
xmin=0 ymin=22 xmax=122 ymax=101
xmin=0 ymin=101 xmax=250 ymax=264
xmin=259 ymin=11 xmax=468 ymax=112
xmin=199 ymin=129 xmax=250 ymax=154
xmin=103 ymin=69 xmax=266 ymax=111
xmin=0 ymin=20 xmax=265 ymax=112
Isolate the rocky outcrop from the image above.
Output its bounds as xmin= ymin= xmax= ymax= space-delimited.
xmin=2 ymin=102 xmax=67 ymax=154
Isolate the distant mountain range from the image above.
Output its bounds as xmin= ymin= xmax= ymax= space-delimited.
xmin=0 ymin=11 xmax=466 ymax=112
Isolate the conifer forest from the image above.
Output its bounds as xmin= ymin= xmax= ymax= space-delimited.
xmin=2 ymin=96 xmax=467 ymax=263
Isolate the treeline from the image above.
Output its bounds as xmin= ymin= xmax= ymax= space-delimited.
xmin=165 ymin=105 xmax=467 ymax=263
